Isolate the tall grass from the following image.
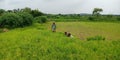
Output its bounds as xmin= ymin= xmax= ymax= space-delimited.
xmin=0 ymin=23 xmax=120 ymax=60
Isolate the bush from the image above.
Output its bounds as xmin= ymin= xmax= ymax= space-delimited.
xmin=0 ymin=9 xmax=5 ymax=16
xmin=117 ymin=17 xmax=120 ymax=21
xmin=0 ymin=29 xmax=3 ymax=33
xmin=34 ymin=16 xmax=47 ymax=23
xmin=88 ymin=16 xmax=95 ymax=21
xmin=0 ymin=13 xmax=22 ymax=28
xmin=31 ymin=10 xmax=43 ymax=17
xmin=0 ymin=12 xmax=33 ymax=28
xmin=87 ymin=35 xmax=105 ymax=41
xmin=17 ymin=12 xmax=33 ymax=27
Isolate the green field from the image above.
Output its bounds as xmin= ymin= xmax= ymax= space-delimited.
xmin=0 ymin=23 xmax=120 ymax=60
xmin=48 ymin=22 xmax=120 ymax=40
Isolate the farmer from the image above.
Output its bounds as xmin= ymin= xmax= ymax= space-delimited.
xmin=51 ymin=22 xmax=56 ymax=32
xmin=64 ymin=32 xmax=67 ymax=36
xmin=67 ymin=32 xmax=73 ymax=38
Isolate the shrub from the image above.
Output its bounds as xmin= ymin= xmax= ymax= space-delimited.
xmin=88 ymin=16 xmax=95 ymax=21
xmin=87 ymin=35 xmax=105 ymax=41
xmin=17 ymin=12 xmax=33 ymax=27
xmin=31 ymin=10 xmax=43 ymax=17
xmin=0 ymin=9 xmax=5 ymax=16
xmin=0 ymin=13 xmax=22 ymax=28
xmin=0 ymin=12 xmax=33 ymax=28
xmin=117 ymin=17 xmax=120 ymax=21
xmin=34 ymin=16 xmax=47 ymax=23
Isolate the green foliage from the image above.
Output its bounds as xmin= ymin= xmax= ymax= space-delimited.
xmin=92 ymin=8 xmax=103 ymax=16
xmin=87 ymin=35 xmax=105 ymax=41
xmin=20 ymin=7 xmax=43 ymax=17
xmin=17 ymin=12 xmax=33 ymax=27
xmin=21 ymin=7 xmax=32 ymax=13
xmin=0 ymin=29 xmax=3 ymax=33
xmin=0 ymin=12 xmax=33 ymax=28
xmin=0 ymin=23 xmax=120 ymax=60
xmin=40 ymin=16 xmax=48 ymax=23
xmin=117 ymin=17 xmax=120 ymax=21
xmin=31 ymin=9 xmax=43 ymax=17
xmin=34 ymin=16 xmax=47 ymax=23
xmin=0 ymin=9 xmax=5 ymax=16
xmin=48 ymin=14 xmax=120 ymax=22
xmin=88 ymin=16 xmax=95 ymax=21
xmin=0 ymin=13 xmax=22 ymax=28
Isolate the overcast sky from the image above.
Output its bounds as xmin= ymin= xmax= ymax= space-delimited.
xmin=0 ymin=0 xmax=120 ymax=14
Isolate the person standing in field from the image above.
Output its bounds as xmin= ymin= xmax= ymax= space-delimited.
xmin=51 ymin=22 xmax=56 ymax=32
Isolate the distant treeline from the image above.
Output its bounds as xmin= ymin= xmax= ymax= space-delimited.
xmin=46 ymin=14 xmax=120 ymax=22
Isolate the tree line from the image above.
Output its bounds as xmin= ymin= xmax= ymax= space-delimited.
xmin=47 ymin=8 xmax=120 ymax=22
xmin=0 ymin=7 xmax=120 ymax=28
xmin=0 ymin=7 xmax=47 ymax=28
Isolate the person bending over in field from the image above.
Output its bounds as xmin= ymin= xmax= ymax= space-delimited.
xmin=67 ymin=33 xmax=73 ymax=38
xmin=51 ymin=22 xmax=56 ymax=32
xmin=64 ymin=32 xmax=67 ymax=36
xmin=64 ymin=32 xmax=73 ymax=38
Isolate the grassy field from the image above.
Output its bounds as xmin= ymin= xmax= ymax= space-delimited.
xmin=0 ymin=23 xmax=120 ymax=60
xmin=48 ymin=22 xmax=120 ymax=40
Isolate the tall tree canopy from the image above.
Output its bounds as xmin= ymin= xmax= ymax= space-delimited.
xmin=92 ymin=8 xmax=103 ymax=16
xmin=0 ymin=9 xmax=5 ymax=16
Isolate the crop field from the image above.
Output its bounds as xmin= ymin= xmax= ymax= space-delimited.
xmin=48 ymin=22 xmax=120 ymax=40
xmin=0 ymin=23 xmax=120 ymax=60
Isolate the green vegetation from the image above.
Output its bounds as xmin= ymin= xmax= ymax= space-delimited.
xmin=34 ymin=16 xmax=48 ymax=23
xmin=0 ymin=7 xmax=120 ymax=60
xmin=0 ymin=13 xmax=22 ymax=28
xmin=48 ymin=15 xmax=120 ymax=22
xmin=0 ymin=8 xmax=46 ymax=28
xmin=0 ymin=23 xmax=120 ymax=60
xmin=0 ymin=12 xmax=33 ymax=28
xmin=0 ymin=9 xmax=5 ymax=16
xmin=17 ymin=12 xmax=33 ymax=27
xmin=87 ymin=35 xmax=105 ymax=41
xmin=92 ymin=8 xmax=103 ymax=16
xmin=51 ymin=22 xmax=120 ymax=40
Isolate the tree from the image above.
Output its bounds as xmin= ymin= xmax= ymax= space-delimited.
xmin=7 ymin=10 xmax=13 ymax=13
xmin=0 ymin=9 xmax=5 ymax=16
xmin=0 ymin=13 xmax=22 ymax=28
xmin=0 ymin=12 xmax=33 ymax=28
xmin=31 ymin=9 xmax=43 ymax=17
xmin=13 ymin=8 xmax=21 ymax=13
xmin=34 ymin=16 xmax=47 ymax=23
xmin=17 ymin=12 xmax=33 ymax=27
xmin=21 ymin=7 xmax=32 ymax=13
xmin=92 ymin=8 xmax=103 ymax=16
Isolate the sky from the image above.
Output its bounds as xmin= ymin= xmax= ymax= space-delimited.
xmin=0 ymin=0 xmax=120 ymax=14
